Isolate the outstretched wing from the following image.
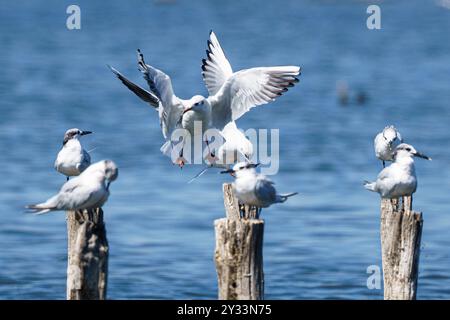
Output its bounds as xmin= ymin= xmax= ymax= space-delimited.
xmin=108 ymin=65 xmax=160 ymax=108
xmin=255 ymin=176 xmax=277 ymax=205
xmin=137 ymin=49 xmax=184 ymax=139
xmin=209 ymin=66 xmax=301 ymax=130
xmin=201 ymin=31 xmax=234 ymax=96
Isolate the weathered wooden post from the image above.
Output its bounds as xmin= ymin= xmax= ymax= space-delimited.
xmin=380 ymin=196 xmax=423 ymax=300
xmin=214 ymin=183 xmax=264 ymax=300
xmin=66 ymin=208 xmax=109 ymax=300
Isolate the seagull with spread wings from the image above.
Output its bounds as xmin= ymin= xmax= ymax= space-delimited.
xmin=199 ymin=31 xmax=301 ymax=131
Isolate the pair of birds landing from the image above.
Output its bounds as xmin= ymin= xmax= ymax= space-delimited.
xmin=365 ymin=126 xmax=431 ymax=200
xmin=27 ymin=129 xmax=119 ymax=214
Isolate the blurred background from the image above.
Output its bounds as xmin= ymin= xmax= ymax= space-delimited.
xmin=0 ymin=0 xmax=449 ymax=299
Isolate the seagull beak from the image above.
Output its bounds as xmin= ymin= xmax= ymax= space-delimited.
xmin=414 ymin=152 xmax=431 ymax=160
xmin=80 ymin=130 xmax=93 ymax=136
xmin=220 ymin=169 xmax=235 ymax=174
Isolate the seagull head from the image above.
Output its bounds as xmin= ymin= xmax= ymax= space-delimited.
xmin=63 ymin=128 xmax=93 ymax=145
xmin=103 ymin=160 xmax=119 ymax=190
xmin=188 ymin=95 xmax=208 ymax=111
xmin=395 ymin=143 xmax=431 ymax=161
xmin=220 ymin=162 xmax=260 ymax=177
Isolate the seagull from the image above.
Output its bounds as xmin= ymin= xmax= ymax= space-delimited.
xmin=27 ymin=160 xmax=118 ymax=215
xmin=374 ymin=125 xmax=403 ymax=167
xmin=364 ymin=143 xmax=431 ymax=199
xmin=109 ymin=51 xmax=210 ymax=168
xmin=200 ymin=31 xmax=301 ymax=131
xmin=221 ymin=162 xmax=297 ymax=217
xmin=55 ymin=128 xmax=92 ymax=180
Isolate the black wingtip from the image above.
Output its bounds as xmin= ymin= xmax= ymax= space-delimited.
xmin=209 ymin=29 xmax=213 ymax=35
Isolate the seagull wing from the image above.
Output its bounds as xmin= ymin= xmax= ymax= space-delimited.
xmin=78 ymin=149 xmax=91 ymax=173
xmin=201 ymin=31 xmax=234 ymax=96
xmin=137 ymin=50 xmax=184 ymax=140
xmin=108 ymin=65 xmax=160 ymax=108
xmin=209 ymin=66 xmax=301 ymax=130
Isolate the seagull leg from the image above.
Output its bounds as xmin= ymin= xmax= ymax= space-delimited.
xmin=176 ymin=148 xmax=186 ymax=168
xmin=175 ymin=135 xmax=188 ymax=169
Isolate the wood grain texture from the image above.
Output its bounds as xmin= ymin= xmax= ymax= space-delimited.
xmin=380 ymin=196 xmax=422 ymax=300
xmin=66 ymin=208 xmax=108 ymax=300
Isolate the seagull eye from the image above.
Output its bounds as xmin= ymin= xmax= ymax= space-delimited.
xmin=406 ymin=148 xmax=411 ymax=152
xmin=240 ymin=166 xmax=245 ymax=170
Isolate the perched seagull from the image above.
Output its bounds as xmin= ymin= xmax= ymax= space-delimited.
xmin=364 ymin=143 xmax=431 ymax=198
xmin=55 ymin=128 xmax=93 ymax=180
xmin=27 ymin=160 xmax=118 ymax=215
xmin=374 ymin=125 xmax=403 ymax=167
xmin=221 ymin=162 xmax=297 ymax=217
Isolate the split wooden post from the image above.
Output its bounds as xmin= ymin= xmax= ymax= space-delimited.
xmin=214 ymin=183 xmax=264 ymax=300
xmin=66 ymin=208 xmax=109 ymax=300
xmin=380 ymin=196 xmax=423 ymax=300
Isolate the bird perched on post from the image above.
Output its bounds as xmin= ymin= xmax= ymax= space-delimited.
xmin=27 ymin=160 xmax=118 ymax=215
xmin=374 ymin=125 xmax=403 ymax=167
xmin=221 ymin=162 xmax=297 ymax=217
xmin=364 ymin=143 xmax=431 ymax=198
xmin=55 ymin=128 xmax=92 ymax=180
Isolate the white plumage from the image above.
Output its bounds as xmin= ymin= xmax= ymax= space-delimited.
xmin=223 ymin=162 xmax=297 ymax=209
xmin=374 ymin=125 xmax=403 ymax=166
xmin=203 ymin=31 xmax=301 ymax=131
xmin=54 ymin=128 xmax=92 ymax=179
xmin=27 ymin=160 xmax=118 ymax=214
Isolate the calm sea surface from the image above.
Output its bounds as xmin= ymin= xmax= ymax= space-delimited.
xmin=0 ymin=0 xmax=449 ymax=299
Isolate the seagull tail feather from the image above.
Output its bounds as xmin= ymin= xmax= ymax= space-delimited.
xmin=25 ymin=204 xmax=54 ymax=215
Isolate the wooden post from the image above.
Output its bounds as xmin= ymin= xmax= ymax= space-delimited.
xmin=380 ymin=196 xmax=423 ymax=300
xmin=66 ymin=208 xmax=109 ymax=300
xmin=214 ymin=183 xmax=264 ymax=300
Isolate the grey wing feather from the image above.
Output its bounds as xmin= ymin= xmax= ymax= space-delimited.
xmin=108 ymin=65 xmax=160 ymax=108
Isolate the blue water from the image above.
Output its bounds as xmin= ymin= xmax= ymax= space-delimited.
xmin=1 ymin=0 xmax=450 ymax=299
